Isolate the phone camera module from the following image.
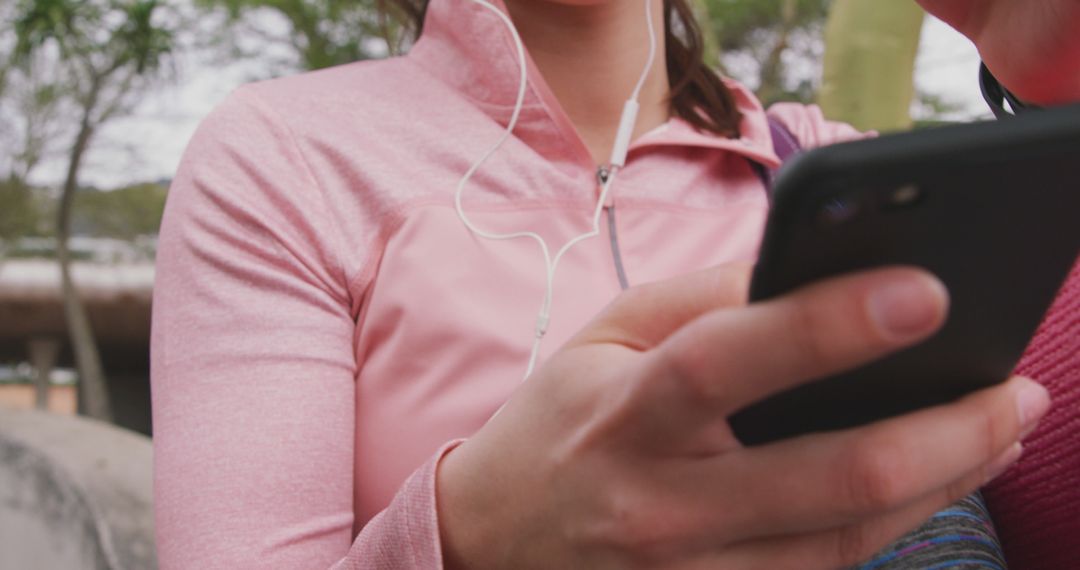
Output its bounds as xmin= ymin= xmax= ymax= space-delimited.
xmin=817 ymin=197 xmax=859 ymax=226
xmin=887 ymin=184 xmax=923 ymax=209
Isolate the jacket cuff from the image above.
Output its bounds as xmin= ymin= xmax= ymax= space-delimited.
xmin=335 ymin=440 xmax=467 ymax=569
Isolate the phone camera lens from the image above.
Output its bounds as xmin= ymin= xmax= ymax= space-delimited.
xmin=817 ymin=197 xmax=859 ymax=226
xmin=888 ymin=184 xmax=923 ymax=209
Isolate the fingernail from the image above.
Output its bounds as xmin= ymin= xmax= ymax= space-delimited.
xmin=868 ymin=274 xmax=947 ymax=339
xmin=985 ymin=442 xmax=1023 ymax=484
xmin=1016 ymin=381 xmax=1051 ymax=440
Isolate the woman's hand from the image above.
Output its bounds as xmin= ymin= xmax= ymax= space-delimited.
xmin=437 ymin=264 xmax=1050 ymax=569
xmin=916 ymin=0 xmax=1080 ymax=104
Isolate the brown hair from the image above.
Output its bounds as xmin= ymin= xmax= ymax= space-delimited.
xmin=382 ymin=0 xmax=743 ymax=139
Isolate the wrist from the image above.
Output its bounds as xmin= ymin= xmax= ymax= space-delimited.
xmin=436 ymin=441 xmax=501 ymax=570
xmin=980 ymin=61 xmax=1080 ymax=110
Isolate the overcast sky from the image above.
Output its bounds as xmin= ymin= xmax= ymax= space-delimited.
xmin=31 ymin=16 xmax=989 ymax=189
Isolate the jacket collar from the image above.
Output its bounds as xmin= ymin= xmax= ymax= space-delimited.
xmin=407 ymin=0 xmax=782 ymax=170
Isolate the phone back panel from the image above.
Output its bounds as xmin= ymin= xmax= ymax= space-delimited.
xmin=730 ymin=105 xmax=1080 ymax=445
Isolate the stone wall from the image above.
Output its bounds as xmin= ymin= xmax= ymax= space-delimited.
xmin=0 ymin=408 xmax=155 ymax=569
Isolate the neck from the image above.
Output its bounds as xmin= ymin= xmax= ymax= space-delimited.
xmin=503 ymin=0 xmax=670 ymax=166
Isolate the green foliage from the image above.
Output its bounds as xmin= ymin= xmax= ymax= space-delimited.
xmin=12 ymin=0 xmax=90 ymax=58
xmin=72 ymin=182 xmax=168 ymax=239
xmin=700 ymin=0 xmax=831 ymax=52
xmin=4 ymin=0 xmax=176 ymax=185
xmin=194 ymin=0 xmax=401 ymax=70
xmin=0 ymin=178 xmax=41 ymax=241
xmin=0 ymin=180 xmax=167 ymax=243
xmin=13 ymin=0 xmax=174 ymax=75
xmin=912 ymin=90 xmax=967 ymax=126
xmin=698 ymin=0 xmax=832 ymax=104
xmin=193 ymin=0 xmax=832 ymax=100
xmin=8 ymin=0 xmax=176 ymax=191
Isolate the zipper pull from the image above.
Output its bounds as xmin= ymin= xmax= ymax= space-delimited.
xmin=597 ymin=165 xmax=612 ymax=186
xmin=596 ymin=165 xmax=616 ymax=208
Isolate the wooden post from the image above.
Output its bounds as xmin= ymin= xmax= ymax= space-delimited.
xmin=27 ymin=337 xmax=61 ymax=411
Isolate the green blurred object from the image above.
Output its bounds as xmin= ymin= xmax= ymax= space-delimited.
xmin=818 ymin=0 xmax=925 ymax=132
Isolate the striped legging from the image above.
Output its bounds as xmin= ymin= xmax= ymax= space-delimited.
xmin=853 ymin=493 xmax=1007 ymax=570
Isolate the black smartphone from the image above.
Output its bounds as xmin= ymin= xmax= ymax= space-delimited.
xmin=729 ymin=104 xmax=1080 ymax=446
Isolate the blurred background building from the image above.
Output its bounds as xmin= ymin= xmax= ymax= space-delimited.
xmin=1 ymin=247 xmax=154 ymax=432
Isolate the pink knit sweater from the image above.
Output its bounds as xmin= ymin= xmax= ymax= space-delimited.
xmin=984 ymin=258 xmax=1080 ymax=570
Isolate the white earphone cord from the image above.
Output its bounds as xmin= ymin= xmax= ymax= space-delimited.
xmin=455 ymin=0 xmax=658 ymax=381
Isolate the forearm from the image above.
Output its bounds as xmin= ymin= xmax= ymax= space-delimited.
xmin=917 ymin=0 xmax=1080 ymax=106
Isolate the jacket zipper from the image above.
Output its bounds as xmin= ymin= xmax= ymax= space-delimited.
xmin=597 ymin=165 xmax=631 ymax=290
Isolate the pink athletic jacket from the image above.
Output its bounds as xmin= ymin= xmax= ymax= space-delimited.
xmin=151 ymin=0 xmax=1076 ymax=567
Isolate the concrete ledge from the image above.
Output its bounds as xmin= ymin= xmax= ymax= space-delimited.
xmin=0 ymin=408 xmax=155 ymax=569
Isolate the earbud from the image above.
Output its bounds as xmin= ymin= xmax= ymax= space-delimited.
xmin=456 ymin=0 xmax=658 ymax=381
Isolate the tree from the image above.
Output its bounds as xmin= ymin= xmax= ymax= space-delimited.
xmin=196 ymin=0 xmax=832 ymax=103
xmin=12 ymin=0 xmax=175 ymax=422
xmin=194 ymin=0 xmax=404 ymax=71
xmin=0 ymin=4 xmax=55 ymax=258
xmin=818 ymin=0 xmax=926 ymax=131
xmin=697 ymin=0 xmax=831 ymax=104
xmin=1 ymin=1 xmax=65 ymax=185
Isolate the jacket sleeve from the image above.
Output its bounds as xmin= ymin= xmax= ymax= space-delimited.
xmin=765 ymin=102 xmax=871 ymax=149
xmin=151 ymin=86 xmax=448 ymax=569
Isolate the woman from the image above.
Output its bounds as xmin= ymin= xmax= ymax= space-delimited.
xmin=150 ymin=0 xmax=1080 ymax=568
